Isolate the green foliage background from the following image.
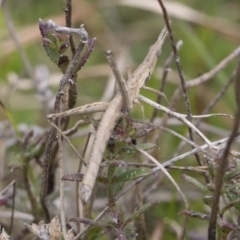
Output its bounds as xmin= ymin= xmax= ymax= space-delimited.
xmin=0 ymin=0 xmax=240 ymax=239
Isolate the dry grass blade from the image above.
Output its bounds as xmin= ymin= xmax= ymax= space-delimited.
xmin=162 ymin=136 xmax=240 ymax=168
xmin=0 ymin=181 xmax=15 ymax=198
xmin=191 ymin=113 xmax=233 ymax=119
xmin=139 ymin=95 xmax=212 ymax=146
xmin=132 ymin=145 xmax=189 ymax=209
xmin=150 ymin=123 xmax=214 ymax=158
xmin=187 ymin=46 xmax=240 ymax=88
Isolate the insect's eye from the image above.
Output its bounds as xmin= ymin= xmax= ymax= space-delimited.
xmin=131 ymin=139 xmax=137 ymax=145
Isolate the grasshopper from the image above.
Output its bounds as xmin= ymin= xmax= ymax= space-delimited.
xmin=81 ymin=27 xmax=168 ymax=203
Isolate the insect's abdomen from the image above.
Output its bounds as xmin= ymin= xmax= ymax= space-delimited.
xmin=81 ymin=94 xmax=122 ymax=203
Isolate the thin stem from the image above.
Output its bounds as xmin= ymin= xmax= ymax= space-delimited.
xmin=150 ymin=40 xmax=183 ymax=121
xmin=158 ymin=0 xmax=202 ymax=168
xmin=76 ymin=132 xmax=92 ymax=233
xmin=23 ymin=164 xmax=40 ymax=220
xmin=40 ymin=24 xmax=91 ymax=220
xmin=174 ymin=68 xmax=236 ymax=157
xmin=106 ymin=50 xmax=130 ymax=113
xmin=136 ymin=154 xmax=147 ymax=240
xmin=50 ymin=122 xmax=86 ymax=165
xmin=1 ymin=0 xmax=48 ymax=112
xmin=2 ymin=1 xmax=34 ymax=81
xmin=57 ymin=127 xmax=66 ymax=236
xmin=64 ymin=0 xmax=76 ymax=56
xmin=9 ymin=181 xmax=15 ymax=235
xmin=208 ymin=60 xmax=240 ymax=240
xmin=150 ymin=43 xmax=237 ymax=150
xmin=149 ymin=86 xmax=182 ymax=149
